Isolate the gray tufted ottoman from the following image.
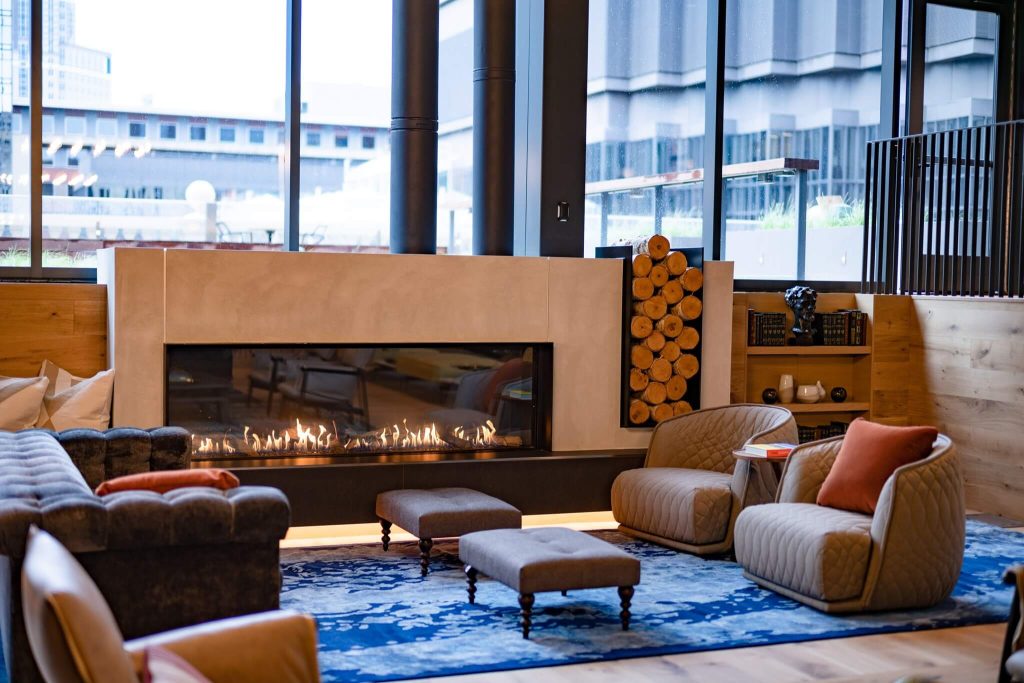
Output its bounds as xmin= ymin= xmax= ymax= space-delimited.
xmin=460 ymin=527 xmax=641 ymax=638
xmin=375 ymin=487 xmax=522 ymax=575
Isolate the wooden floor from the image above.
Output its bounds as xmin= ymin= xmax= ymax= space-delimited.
xmin=288 ymin=514 xmax=1017 ymax=683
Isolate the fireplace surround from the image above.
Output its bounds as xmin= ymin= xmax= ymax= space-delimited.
xmin=99 ymin=248 xmax=734 ymax=523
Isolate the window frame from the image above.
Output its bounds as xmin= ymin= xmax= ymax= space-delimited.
xmin=4 ymin=0 xmax=1018 ymax=286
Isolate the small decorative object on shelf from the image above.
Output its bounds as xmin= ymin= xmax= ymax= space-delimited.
xmin=761 ymin=387 xmax=779 ymax=404
xmin=795 ymin=380 xmax=826 ymax=404
xmin=778 ymin=374 xmax=794 ymax=404
xmin=830 ymin=386 xmax=848 ymax=403
xmin=784 ymin=285 xmax=817 ymax=346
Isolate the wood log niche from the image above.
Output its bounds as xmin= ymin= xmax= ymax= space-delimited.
xmin=619 ymin=237 xmax=704 ymax=426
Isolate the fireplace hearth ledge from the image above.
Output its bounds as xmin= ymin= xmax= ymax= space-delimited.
xmin=210 ymin=448 xmax=646 ymax=526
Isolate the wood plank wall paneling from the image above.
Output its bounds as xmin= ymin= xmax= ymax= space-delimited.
xmin=0 ymin=283 xmax=108 ymax=378
xmin=908 ymin=296 xmax=1024 ymax=520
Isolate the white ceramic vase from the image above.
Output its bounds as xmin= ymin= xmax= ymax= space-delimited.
xmin=778 ymin=374 xmax=795 ymax=404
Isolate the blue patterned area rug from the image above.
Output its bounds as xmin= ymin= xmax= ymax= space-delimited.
xmin=279 ymin=521 xmax=1021 ymax=683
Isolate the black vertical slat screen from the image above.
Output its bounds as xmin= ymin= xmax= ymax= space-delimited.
xmin=863 ymin=120 xmax=1024 ymax=297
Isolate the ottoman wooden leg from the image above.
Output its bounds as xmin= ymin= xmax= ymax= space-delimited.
xmin=519 ymin=593 xmax=535 ymax=639
xmin=618 ymin=585 xmax=634 ymax=631
xmin=465 ymin=565 xmax=478 ymax=603
xmin=418 ymin=538 xmax=433 ymax=575
xmin=380 ymin=520 xmax=392 ymax=551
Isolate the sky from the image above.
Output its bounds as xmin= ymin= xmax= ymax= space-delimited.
xmin=72 ymin=0 xmax=393 ymax=119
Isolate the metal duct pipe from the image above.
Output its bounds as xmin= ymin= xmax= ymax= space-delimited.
xmin=472 ymin=0 xmax=516 ymax=255
xmin=390 ymin=0 xmax=439 ymax=254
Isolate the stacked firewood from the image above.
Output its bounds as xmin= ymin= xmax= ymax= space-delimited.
xmin=627 ymin=235 xmax=702 ymax=425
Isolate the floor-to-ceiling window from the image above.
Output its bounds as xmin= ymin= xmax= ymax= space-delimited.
xmin=32 ymin=0 xmax=287 ymax=268
xmin=300 ymin=0 xmax=390 ymax=252
xmin=721 ymin=0 xmax=884 ymax=282
xmin=584 ymin=0 xmax=706 ymax=257
xmin=436 ymin=0 xmax=474 ymax=255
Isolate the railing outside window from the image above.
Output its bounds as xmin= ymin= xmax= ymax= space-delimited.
xmin=584 ymin=157 xmax=834 ymax=281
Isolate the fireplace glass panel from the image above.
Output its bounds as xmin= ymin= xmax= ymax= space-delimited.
xmin=166 ymin=344 xmax=548 ymax=459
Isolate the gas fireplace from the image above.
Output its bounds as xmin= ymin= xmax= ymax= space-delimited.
xmin=166 ymin=343 xmax=552 ymax=461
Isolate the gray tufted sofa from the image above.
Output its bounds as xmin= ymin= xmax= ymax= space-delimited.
xmin=734 ymin=433 xmax=964 ymax=613
xmin=0 ymin=428 xmax=291 ymax=683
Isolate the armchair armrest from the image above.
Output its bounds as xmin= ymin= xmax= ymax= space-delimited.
xmin=866 ymin=435 xmax=964 ymax=610
xmin=125 ymin=611 xmax=320 ymax=683
xmin=776 ymin=436 xmax=843 ymax=503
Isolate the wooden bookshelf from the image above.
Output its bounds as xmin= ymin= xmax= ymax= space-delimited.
xmin=746 ymin=345 xmax=871 ymax=356
xmin=731 ymin=293 xmax=912 ymax=431
xmin=785 ymin=402 xmax=871 ymax=414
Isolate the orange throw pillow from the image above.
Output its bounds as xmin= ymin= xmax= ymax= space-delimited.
xmin=95 ymin=469 xmax=240 ymax=496
xmin=816 ymin=418 xmax=938 ymax=514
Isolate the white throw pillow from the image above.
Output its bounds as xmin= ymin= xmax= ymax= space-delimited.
xmin=36 ymin=360 xmax=114 ymax=431
xmin=0 ymin=375 xmax=49 ymax=430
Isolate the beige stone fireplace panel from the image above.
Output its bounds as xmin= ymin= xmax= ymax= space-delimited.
xmin=163 ymin=250 xmax=551 ymax=345
xmin=99 ymin=248 xmax=732 ymax=451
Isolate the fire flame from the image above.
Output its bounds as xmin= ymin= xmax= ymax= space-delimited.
xmin=192 ymin=418 xmax=501 ymax=457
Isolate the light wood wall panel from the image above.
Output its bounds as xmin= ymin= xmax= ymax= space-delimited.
xmin=0 ymin=283 xmax=108 ymax=377
xmin=909 ymin=296 xmax=1024 ymax=519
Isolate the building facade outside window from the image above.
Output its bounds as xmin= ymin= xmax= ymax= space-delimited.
xmin=159 ymin=123 xmax=176 ymax=140
xmin=582 ymin=0 xmax=995 ymax=283
xmin=190 ymin=125 xmax=206 ymax=141
xmin=128 ymin=121 xmax=145 ymax=137
xmin=306 ymin=131 xmax=320 ymax=147
xmin=219 ymin=126 xmax=236 ymax=142
xmin=249 ymin=129 xmax=265 ymax=144
xmin=334 ymin=133 xmax=348 ymax=148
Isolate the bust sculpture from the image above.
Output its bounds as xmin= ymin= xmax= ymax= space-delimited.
xmin=784 ymin=285 xmax=817 ymax=346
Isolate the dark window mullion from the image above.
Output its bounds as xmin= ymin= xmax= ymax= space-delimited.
xmin=30 ymin=0 xmax=42 ymax=276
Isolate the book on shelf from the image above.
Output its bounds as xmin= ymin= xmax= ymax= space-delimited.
xmin=738 ymin=442 xmax=796 ymax=459
xmin=797 ymin=421 xmax=850 ymax=444
xmin=809 ymin=309 xmax=868 ymax=346
xmin=746 ymin=309 xmax=787 ymax=346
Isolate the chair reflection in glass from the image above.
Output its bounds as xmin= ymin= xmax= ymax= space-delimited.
xmin=278 ymin=348 xmax=374 ymax=429
xmin=247 ymin=352 xmax=287 ymax=416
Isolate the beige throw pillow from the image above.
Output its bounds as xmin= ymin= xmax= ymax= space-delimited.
xmin=0 ymin=375 xmax=49 ymax=430
xmin=36 ymin=360 xmax=114 ymax=431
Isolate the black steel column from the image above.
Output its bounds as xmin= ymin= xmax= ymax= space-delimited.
xmin=702 ymin=0 xmax=726 ymax=261
xmin=283 ymin=0 xmax=301 ymax=251
xmin=880 ymin=0 xmax=903 ymax=139
xmin=390 ymin=0 xmax=439 ymax=254
xmin=904 ymin=0 xmax=925 ymax=135
xmin=30 ymin=0 xmax=42 ymax=276
xmin=473 ymin=0 xmax=516 ymax=255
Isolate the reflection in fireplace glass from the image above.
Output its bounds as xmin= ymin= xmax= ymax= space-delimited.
xmin=166 ymin=344 xmax=545 ymax=459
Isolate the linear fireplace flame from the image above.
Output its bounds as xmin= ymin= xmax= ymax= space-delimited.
xmin=168 ymin=343 xmax=549 ymax=462
xmin=191 ymin=418 xmax=515 ymax=458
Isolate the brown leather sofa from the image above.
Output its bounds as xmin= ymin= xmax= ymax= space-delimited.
xmin=0 ymin=429 xmax=291 ymax=682
xmin=22 ymin=527 xmax=320 ymax=683
xmin=734 ymin=433 xmax=965 ymax=613
xmin=611 ymin=404 xmax=797 ymax=555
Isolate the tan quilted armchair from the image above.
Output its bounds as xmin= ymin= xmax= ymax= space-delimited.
xmin=21 ymin=527 xmax=321 ymax=683
xmin=734 ymin=433 xmax=964 ymax=613
xmin=611 ymin=404 xmax=797 ymax=555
